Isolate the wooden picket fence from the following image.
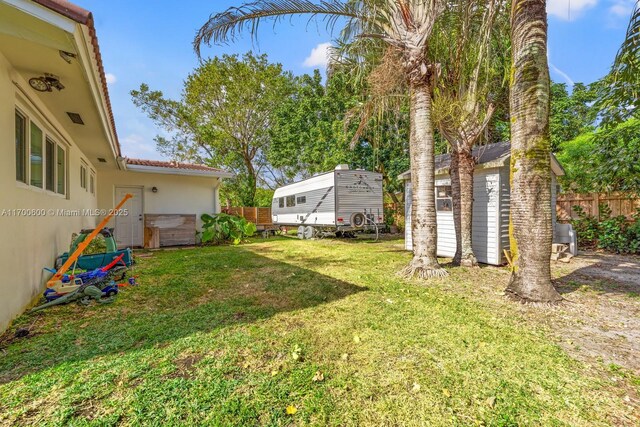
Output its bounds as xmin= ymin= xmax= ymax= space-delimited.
xmin=556 ymin=192 xmax=640 ymax=222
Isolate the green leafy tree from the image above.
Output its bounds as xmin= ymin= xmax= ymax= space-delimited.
xmin=195 ymin=0 xmax=448 ymax=278
xmin=557 ymin=119 xmax=640 ymax=193
xmin=596 ymin=1 xmax=640 ymax=126
xmin=549 ymin=82 xmax=597 ymax=151
xmin=131 ymin=52 xmax=295 ymax=206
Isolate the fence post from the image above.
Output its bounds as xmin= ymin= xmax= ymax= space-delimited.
xmin=594 ymin=193 xmax=600 ymax=220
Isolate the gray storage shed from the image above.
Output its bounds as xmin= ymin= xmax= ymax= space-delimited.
xmin=399 ymin=142 xmax=566 ymax=265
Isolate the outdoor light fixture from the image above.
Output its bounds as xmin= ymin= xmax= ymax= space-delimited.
xmin=29 ymin=73 xmax=65 ymax=92
xmin=151 ymin=187 xmax=158 ymax=193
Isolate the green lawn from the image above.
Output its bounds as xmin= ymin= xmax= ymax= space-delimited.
xmin=0 ymin=237 xmax=633 ymax=426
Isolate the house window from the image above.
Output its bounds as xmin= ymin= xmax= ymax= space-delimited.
xmin=30 ymin=122 xmax=43 ymax=188
xmin=297 ymin=196 xmax=306 ymax=204
xmin=90 ymin=172 xmax=95 ymax=195
xmin=15 ymin=111 xmax=26 ymax=183
xmin=15 ymin=108 xmax=67 ymax=196
xmin=57 ymin=145 xmax=66 ymax=195
xmin=278 ymin=197 xmax=285 ymax=208
xmin=45 ymin=138 xmax=55 ymax=192
xmin=286 ymin=195 xmax=296 ymax=207
xmin=80 ymin=164 xmax=87 ymax=190
xmin=436 ymin=185 xmax=453 ymax=212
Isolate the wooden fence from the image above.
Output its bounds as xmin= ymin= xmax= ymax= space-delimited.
xmin=223 ymin=207 xmax=273 ymax=227
xmin=556 ymin=192 xmax=640 ymax=222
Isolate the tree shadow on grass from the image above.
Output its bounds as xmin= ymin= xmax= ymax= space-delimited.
xmin=553 ymin=252 xmax=640 ymax=298
xmin=0 ymin=246 xmax=366 ymax=384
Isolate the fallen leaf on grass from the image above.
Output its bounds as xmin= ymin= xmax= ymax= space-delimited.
xmin=271 ymin=370 xmax=279 ymax=376
xmin=485 ymin=396 xmax=496 ymax=408
xmin=312 ymin=371 xmax=324 ymax=382
xmin=286 ymin=405 xmax=297 ymax=415
xmin=341 ymin=353 xmax=349 ymax=360
xmin=443 ymin=388 xmax=451 ymax=398
xmin=353 ymin=334 xmax=361 ymax=344
xmin=411 ymin=382 xmax=421 ymax=393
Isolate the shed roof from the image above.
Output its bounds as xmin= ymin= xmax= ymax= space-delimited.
xmin=398 ymin=142 xmax=565 ymax=180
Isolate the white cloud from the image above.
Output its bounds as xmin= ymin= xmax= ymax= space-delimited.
xmin=547 ymin=0 xmax=598 ymax=20
xmin=303 ymin=42 xmax=332 ymax=68
xmin=105 ymin=73 xmax=117 ymax=85
xmin=121 ymin=133 xmax=159 ymax=159
xmin=609 ymin=0 xmax=634 ymax=17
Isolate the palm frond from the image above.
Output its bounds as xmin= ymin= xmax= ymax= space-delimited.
xmin=599 ymin=1 xmax=640 ymax=125
xmin=194 ymin=0 xmax=358 ymax=56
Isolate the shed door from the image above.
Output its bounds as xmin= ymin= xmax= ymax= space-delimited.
xmin=114 ymin=186 xmax=143 ymax=248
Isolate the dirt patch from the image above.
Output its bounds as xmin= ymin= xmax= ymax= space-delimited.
xmin=551 ymin=251 xmax=640 ymax=375
xmin=166 ymin=354 xmax=204 ymax=380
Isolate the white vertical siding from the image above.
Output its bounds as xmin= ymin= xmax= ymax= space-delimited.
xmin=498 ymin=166 xmax=511 ymax=265
xmin=404 ymin=180 xmax=412 ymax=250
xmin=470 ymin=169 xmax=500 ymax=264
xmin=435 ymin=177 xmax=457 ymax=258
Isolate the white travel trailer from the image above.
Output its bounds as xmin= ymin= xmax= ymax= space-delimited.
xmin=272 ymin=165 xmax=384 ymax=238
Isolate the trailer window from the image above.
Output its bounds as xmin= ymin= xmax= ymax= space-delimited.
xmin=436 ymin=185 xmax=452 ymax=212
xmin=297 ymin=196 xmax=306 ymax=204
xmin=286 ymin=195 xmax=296 ymax=207
xmin=278 ymin=197 xmax=285 ymax=208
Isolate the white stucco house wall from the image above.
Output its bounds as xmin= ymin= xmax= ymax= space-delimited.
xmin=399 ymin=142 xmax=565 ymax=265
xmin=0 ymin=0 xmax=230 ymax=332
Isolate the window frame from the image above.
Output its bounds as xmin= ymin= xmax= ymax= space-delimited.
xmin=15 ymin=106 xmax=68 ymax=198
xmin=80 ymin=163 xmax=87 ymax=190
xmin=89 ymin=170 xmax=95 ymax=195
xmin=286 ymin=195 xmax=296 ymax=207
xmin=15 ymin=110 xmax=27 ymax=184
xmin=278 ymin=197 xmax=285 ymax=208
xmin=436 ymin=185 xmax=453 ymax=212
xmin=296 ymin=195 xmax=306 ymax=204
xmin=30 ymin=121 xmax=44 ymax=188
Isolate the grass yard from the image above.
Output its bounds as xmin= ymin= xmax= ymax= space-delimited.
xmin=0 ymin=236 xmax=638 ymax=426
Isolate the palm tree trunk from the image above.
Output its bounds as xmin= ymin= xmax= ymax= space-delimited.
xmin=402 ymin=80 xmax=446 ymax=279
xmin=506 ymin=0 xmax=561 ymax=303
xmin=450 ymin=150 xmax=462 ymax=265
xmin=457 ymin=148 xmax=478 ymax=267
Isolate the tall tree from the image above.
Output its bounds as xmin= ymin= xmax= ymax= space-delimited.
xmin=430 ymin=0 xmax=509 ymax=267
xmin=195 ymin=0 xmax=448 ymax=278
xmin=549 ymin=82 xmax=597 ymax=152
xmin=131 ymin=52 xmax=295 ymax=206
xmin=505 ymin=0 xmax=561 ymax=302
xmin=596 ymin=1 xmax=640 ymax=127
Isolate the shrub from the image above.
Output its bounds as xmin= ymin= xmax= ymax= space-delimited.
xmin=571 ymin=205 xmax=640 ymax=254
xmin=200 ymin=213 xmax=257 ymax=245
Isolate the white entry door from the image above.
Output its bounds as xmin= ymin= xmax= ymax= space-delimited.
xmin=114 ymin=186 xmax=143 ymax=248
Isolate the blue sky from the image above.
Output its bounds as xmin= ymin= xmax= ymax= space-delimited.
xmin=76 ymin=0 xmax=635 ymax=160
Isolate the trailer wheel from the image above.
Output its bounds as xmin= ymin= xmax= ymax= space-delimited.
xmin=297 ymin=226 xmax=306 ymax=239
xmin=304 ymin=226 xmax=315 ymax=239
xmin=351 ymin=212 xmax=366 ymax=228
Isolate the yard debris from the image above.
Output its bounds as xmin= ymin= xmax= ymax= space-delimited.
xmin=411 ymin=382 xmax=421 ymax=393
xmin=353 ymin=334 xmax=361 ymax=343
xmin=551 ymin=243 xmax=574 ymax=263
xmin=340 ymin=353 xmax=349 ymax=360
xmin=485 ymin=396 xmax=497 ymax=408
xmin=291 ymin=345 xmax=302 ymax=361
xmin=312 ymin=371 xmax=324 ymax=382
xmin=442 ymin=388 xmax=451 ymax=398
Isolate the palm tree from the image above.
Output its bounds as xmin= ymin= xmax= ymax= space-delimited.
xmin=431 ymin=0 xmax=508 ymax=267
xmin=505 ymin=0 xmax=562 ymax=303
xmin=597 ymin=1 xmax=639 ymax=126
xmin=194 ymin=0 xmax=448 ymax=278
